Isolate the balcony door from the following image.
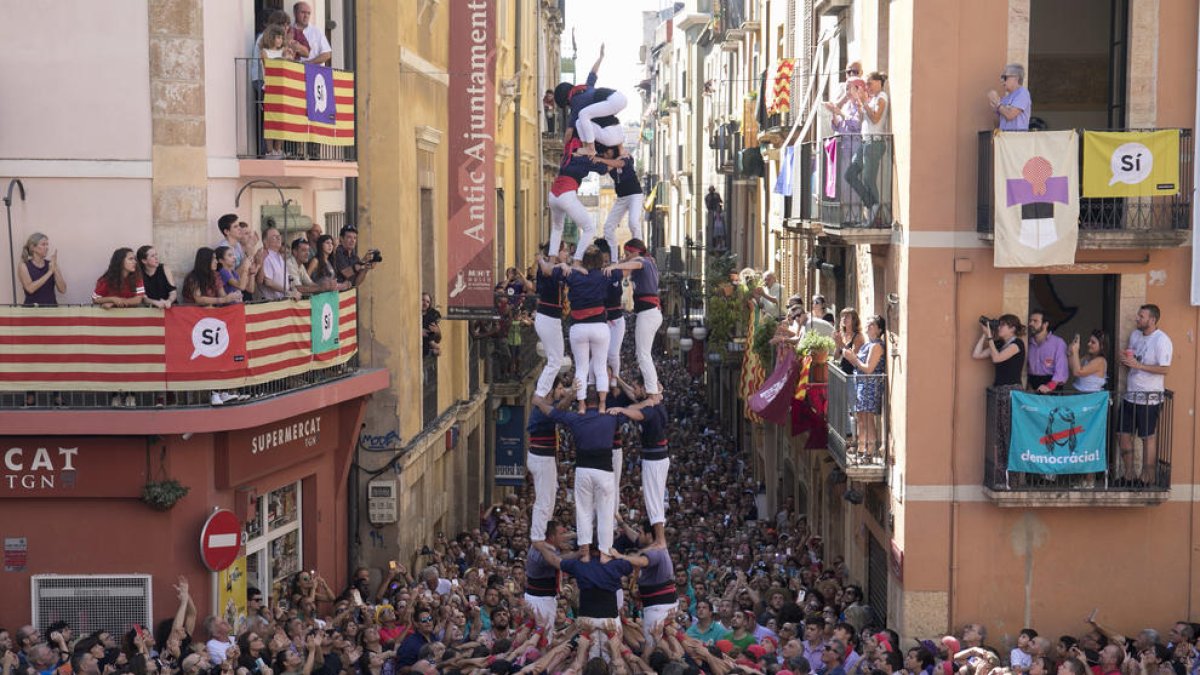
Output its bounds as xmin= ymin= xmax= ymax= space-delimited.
xmin=1027 ymin=274 xmax=1118 ymax=389
xmin=1028 ymin=0 xmax=1128 ymax=130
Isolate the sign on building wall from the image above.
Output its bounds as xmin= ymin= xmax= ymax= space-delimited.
xmin=493 ymin=405 xmax=526 ymax=486
xmin=446 ymin=0 xmax=497 ymax=319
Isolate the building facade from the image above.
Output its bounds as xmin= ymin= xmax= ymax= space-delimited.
xmin=640 ymin=0 xmax=1200 ymax=641
xmin=355 ymin=0 xmax=563 ymax=569
xmin=0 ymin=0 xmax=383 ymax=629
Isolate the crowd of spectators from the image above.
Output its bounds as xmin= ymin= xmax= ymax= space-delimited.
xmin=18 ymin=214 xmax=375 ymax=311
xmin=5 ymin=342 xmax=1194 ymax=675
xmin=16 ymin=214 xmax=377 ymax=407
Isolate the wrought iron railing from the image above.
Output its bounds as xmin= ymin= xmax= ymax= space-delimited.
xmin=826 ymin=366 xmax=889 ymax=471
xmin=806 ymin=133 xmax=894 ymax=229
xmin=983 ymin=387 xmax=1173 ymax=492
xmin=235 ymin=58 xmax=357 ymax=161
xmin=482 ymin=322 xmax=542 ymax=385
xmin=976 ymin=129 xmax=1192 ymax=234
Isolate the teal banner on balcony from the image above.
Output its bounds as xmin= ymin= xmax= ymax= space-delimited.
xmin=310 ymin=292 xmax=340 ymax=354
xmin=1007 ymin=391 xmax=1108 ymax=474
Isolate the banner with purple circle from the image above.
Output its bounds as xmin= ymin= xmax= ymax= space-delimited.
xmin=305 ymin=63 xmax=336 ymax=125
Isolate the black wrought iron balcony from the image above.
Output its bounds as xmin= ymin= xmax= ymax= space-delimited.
xmin=798 ymin=133 xmax=894 ymax=243
xmin=976 ymin=129 xmax=1191 ymax=247
xmin=826 ymin=366 xmax=888 ymax=482
xmin=982 ymin=387 xmax=1173 ymax=506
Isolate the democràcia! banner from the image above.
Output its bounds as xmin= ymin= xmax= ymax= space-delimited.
xmin=1007 ymin=390 xmax=1108 ymax=474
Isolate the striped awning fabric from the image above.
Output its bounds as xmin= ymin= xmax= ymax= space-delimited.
xmin=263 ymin=59 xmax=355 ymax=146
xmin=0 ymin=291 xmax=358 ymax=392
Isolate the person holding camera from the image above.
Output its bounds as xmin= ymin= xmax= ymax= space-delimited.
xmin=973 ymin=314 xmax=1026 ymax=476
xmin=333 ymin=225 xmax=379 ymax=288
xmin=972 ymin=314 xmax=1025 ymax=387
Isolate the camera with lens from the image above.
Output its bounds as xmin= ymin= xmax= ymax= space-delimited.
xmin=363 ymin=249 xmax=382 ymax=264
xmin=978 ymin=315 xmax=1000 ymax=333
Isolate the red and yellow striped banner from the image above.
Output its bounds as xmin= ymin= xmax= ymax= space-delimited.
xmin=0 ymin=291 xmax=357 ymax=392
xmin=769 ymin=58 xmax=796 ymax=115
xmin=740 ymin=304 xmax=766 ymax=423
xmin=263 ymin=59 xmax=355 ymax=145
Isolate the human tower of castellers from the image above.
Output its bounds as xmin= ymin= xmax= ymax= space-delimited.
xmin=523 ymin=42 xmax=677 ymax=647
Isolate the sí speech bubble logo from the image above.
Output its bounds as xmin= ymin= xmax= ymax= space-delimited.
xmin=321 ymin=302 xmax=335 ymax=342
xmin=313 ymin=72 xmax=329 ymax=113
xmin=1109 ymin=142 xmax=1153 ymax=186
xmin=191 ymin=317 xmax=230 ymax=360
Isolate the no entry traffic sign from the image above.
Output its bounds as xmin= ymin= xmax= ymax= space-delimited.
xmin=199 ymin=509 xmax=242 ymax=572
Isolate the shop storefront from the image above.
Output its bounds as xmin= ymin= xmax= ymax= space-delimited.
xmin=0 ymin=372 xmax=386 ymax=632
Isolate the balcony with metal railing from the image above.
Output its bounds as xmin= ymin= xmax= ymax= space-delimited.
xmin=826 ymin=366 xmax=888 ymax=482
xmin=982 ymin=387 xmax=1173 ymax=506
xmin=976 ymin=129 xmax=1192 ymax=248
xmin=479 ymin=321 xmax=543 ymax=398
xmin=0 ymin=290 xmax=377 ymax=421
xmin=235 ymin=58 xmax=358 ymax=178
xmin=797 ymin=134 xmax=895 ymax=244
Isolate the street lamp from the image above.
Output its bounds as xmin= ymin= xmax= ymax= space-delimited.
xmin=4 ymin=178 xmax=26 ymax=303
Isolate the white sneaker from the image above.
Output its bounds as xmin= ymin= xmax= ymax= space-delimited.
xmin=125 ymin=394 xmax=136 ymax=407
xmin=111 ymin=394 xmax=123 ymax=407
xmin=211 ymin=392 xmax=226 ymax=406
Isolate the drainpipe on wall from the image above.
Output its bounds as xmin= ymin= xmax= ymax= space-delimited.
xmin=1188 ymin=3 xmax=1200 ymax=617
xmin=514 ymin=3 xmax=523 ymax=264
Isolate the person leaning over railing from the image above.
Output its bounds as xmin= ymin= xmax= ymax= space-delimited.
xmin=216 ymin=245 xmax=256 ymax=302
xmin=137 ymin=245 xmax=176 ymax=309
xmin=92 ymin=248 xmax=145 ymax=309
xmin=91 ymin=248 xmax=147 ymax=407
xmin=286 ymin=237 xmax=337 ymax=296
xmin=183 ymin=248 xmax=241 ymax=306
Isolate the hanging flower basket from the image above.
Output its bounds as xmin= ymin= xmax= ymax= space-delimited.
xmin=142 ymin=479 xmax=190 ymax=511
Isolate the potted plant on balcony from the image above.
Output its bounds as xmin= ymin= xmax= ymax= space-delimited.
xmin=799 ymin=331 xmax=837 ymax=365
xmin=752 ymin=314 xmax=779 ymax=369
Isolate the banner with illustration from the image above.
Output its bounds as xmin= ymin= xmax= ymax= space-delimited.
xmin=1082 ymin=130 xmax=1180 ymax=198
xmin=1007 ymin=391 xmax=1108 ymax=474
xmin=993 ymin=130 xmax=1079 ymax=268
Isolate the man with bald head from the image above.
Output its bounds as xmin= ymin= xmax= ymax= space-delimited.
xmin=292 ymin=2 xmax=331 ymax=65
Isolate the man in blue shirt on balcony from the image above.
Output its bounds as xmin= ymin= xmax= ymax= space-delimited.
xmin=989 ymin=63 xmax=1031 ymax=131
xmin=1026 ymin=310 xmax=1067 ymax=393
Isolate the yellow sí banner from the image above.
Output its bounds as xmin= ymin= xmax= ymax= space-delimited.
xmin=1082 ymin=130 xmax=1180 ymax=198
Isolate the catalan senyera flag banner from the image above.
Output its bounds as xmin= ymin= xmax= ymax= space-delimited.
xmin=0 ymin=291 xmax=358 ymax=391
xmin=993 ymin=129 xmax=1080 ymax=268
xmin=740 ymin=304 xmax=766 ymax=423
xmin=769 ymin=58 xmax=796 ymax=115
xmin=1082 ymin=130 xmax=1180 ymax=198
xmin=263 ymin=59 xmax=355 ymax=145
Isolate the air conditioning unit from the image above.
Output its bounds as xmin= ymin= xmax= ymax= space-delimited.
xmin=33 ymin=575 xmax=152 ymax=636
xmin=260 ymin=204 xmax=313 ymax=237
